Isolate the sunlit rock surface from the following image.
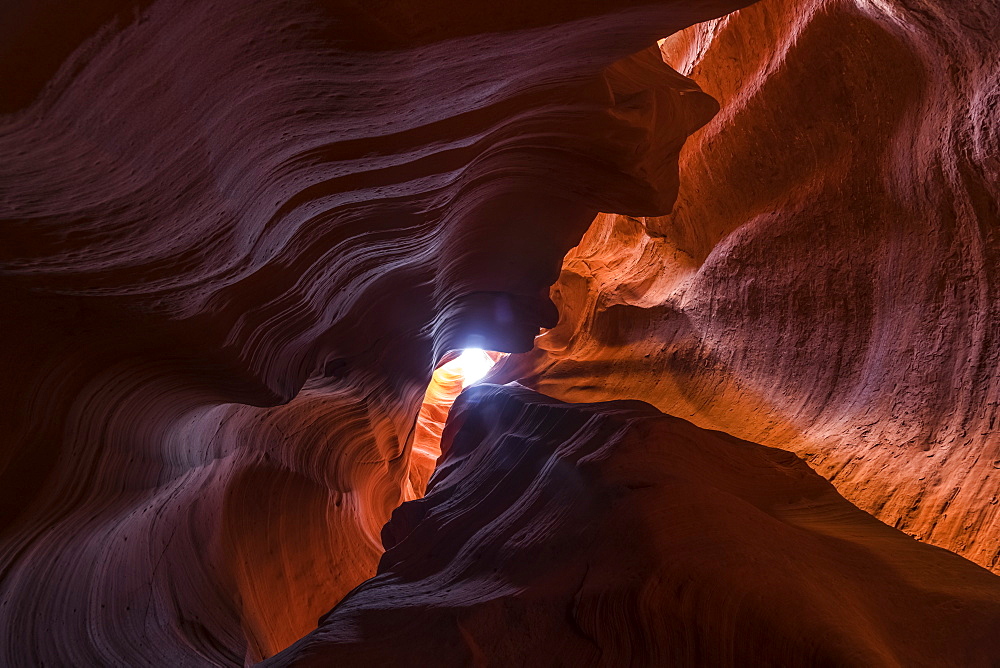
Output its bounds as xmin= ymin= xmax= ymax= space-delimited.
xmin=264 ymin=383 xmax=1000 ymax=667
xmin=511 ymin=0 xmax=1000 ymax=574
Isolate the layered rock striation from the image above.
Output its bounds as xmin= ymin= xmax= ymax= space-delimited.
xmin=265 ymin=384 xmax=1000 ymax=667
xmin=512 ymin=0 xmax=1000 ymax=573
xmin=3 ymin=0 xmax=1000 ymax=663
xmin=0 ymin=0 xmax=750 ymax=663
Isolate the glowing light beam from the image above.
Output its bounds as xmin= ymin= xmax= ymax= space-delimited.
xmin=451 ymin=347 xmax=495 ymax=388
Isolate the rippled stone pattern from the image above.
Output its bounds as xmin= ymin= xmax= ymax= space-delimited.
xmin=0 ymin=0 xmax=748 ymax=663
xmin=265 ymin=383 xmax=1000 ymax=666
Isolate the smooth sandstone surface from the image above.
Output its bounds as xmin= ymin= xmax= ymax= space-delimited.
xmin=507 ymin=0 xmax=1000 ymax=574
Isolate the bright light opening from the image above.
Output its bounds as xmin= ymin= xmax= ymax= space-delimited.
xmin=448 ymin=347 xmax=495 ymax=388
xmin=408 ymin=348 xmax=506 ymax=499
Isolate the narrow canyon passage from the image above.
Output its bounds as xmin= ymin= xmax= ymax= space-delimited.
xmin=2 ymin=0 xmax=1000 ymax=666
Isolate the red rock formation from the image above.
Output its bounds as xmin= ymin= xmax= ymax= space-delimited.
xmin=0 ymin=0 xmax=750 ymax=663
xmin=4 ymin=0 xmax=1000 ymax=664
xmin=514 ymin=0 xmax=1000 ymax=574
xmin=264 ymin=383 xmax=1000 ymax=667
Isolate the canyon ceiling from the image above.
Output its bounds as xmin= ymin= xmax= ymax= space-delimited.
xmin=2 ymin=0 xmax=999 ymax=666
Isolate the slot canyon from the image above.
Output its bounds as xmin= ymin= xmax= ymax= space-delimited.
xmin=2 ymin=0 xmax=1000 ymax=665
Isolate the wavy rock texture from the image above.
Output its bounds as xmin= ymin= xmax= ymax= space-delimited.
xmin=264 ymin=383 xmax=1000 ymax=667
xmin=509 ymin=0 xmax=1000 ymax=574
xmin=0 ymin=0 xmax=750 ymax=664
